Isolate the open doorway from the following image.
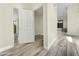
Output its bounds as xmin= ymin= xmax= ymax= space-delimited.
xmin=12 ymin=6 xmax=44 ymax=48
xmin=57 ymin=4 xmax=68 ymax=37
xmin=13 ymin=8 xmax=35 ymax=45
xmin=13 ymin=8 xmax=19 ymax=46
xmin=34 ymin=6 xmax=43 ymax=47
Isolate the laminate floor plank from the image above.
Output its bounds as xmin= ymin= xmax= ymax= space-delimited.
xmin=0 ymin=43 xmax=30 ymax=56
xmin=0 ymin=35 xmax=44 ymax=56
xmin=3 ymin=43 xmax=33 ymax=56
xmin=9 ymin=44 xmax=34 ymax=56
xmin=36 ymin=49 xmax=47 ymax=56
xmin=67 ymin=41 xmax=78 ymax=56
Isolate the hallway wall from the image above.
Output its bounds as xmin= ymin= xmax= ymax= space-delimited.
xmin=0 ymin=4 xmax=14 ymax=52
xmin=67 ymin=4 xmax=79 ymax=35
xmin=35 ymin=10 xmax=43 ymax=35
xmin=46 ymin=4 xmax=57 ymax=49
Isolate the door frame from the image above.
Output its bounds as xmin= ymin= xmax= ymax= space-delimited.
xmin=33 ymin=5 xmax=47 ymax=49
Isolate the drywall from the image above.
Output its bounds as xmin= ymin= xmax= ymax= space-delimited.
xmin=67 ymin=4 xmax=79 ymax=35
xmin=35 ymin=8 xmax=43 ymax=35
xmin=43 ymin=4 xmax=48 ymax=49
xmin=63 ymin=16 xmax=67 ymax=28
xmin=46 ymin=4 xmax=57 ymax=49
xmin=35 ymin=15 xmax=43 ymax=35
xmin=12 ymin=3 xmax=32 ymax=10
xmin=0 ymin=4 xmax=14 ymax=51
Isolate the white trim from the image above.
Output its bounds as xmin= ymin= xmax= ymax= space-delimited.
xmin=0 ymin=45 xmax=14 ymax=53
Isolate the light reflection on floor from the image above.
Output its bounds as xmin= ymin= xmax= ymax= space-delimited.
xmin=66 ymin=36 xmax=73 ymax=43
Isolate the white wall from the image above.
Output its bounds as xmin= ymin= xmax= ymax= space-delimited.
xmin=63 ymin=16 xmax=67 ymax=28
xmin=0 ymin=4 xmax=14 ymax=52
xmin=46 ymin=4 xmax=57 ymax=49
xmin=43 ymin=4 xmax=48 ymax=49
xmin=35 ymin=11 xmax=43 ymax=35
xmin=67 ymin=4 xmax=79 ymax=35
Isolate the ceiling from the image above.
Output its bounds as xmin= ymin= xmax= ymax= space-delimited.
xmin=57 ymin=3 xmax=71 ymax=17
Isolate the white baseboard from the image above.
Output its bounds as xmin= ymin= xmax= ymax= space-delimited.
xmin=0 ymin=45 xmax=14 ymax=53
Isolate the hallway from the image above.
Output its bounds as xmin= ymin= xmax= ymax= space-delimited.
xmin=46 ymin=35 xmax=79 ymax=56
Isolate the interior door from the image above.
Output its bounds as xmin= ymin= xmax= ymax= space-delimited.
xmin=18 ymin=9 xmax=35 ymax=44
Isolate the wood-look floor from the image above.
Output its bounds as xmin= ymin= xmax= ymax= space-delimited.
xmin=0 ymin=33 xmax=79 ymax=56
xmin=0 ymin=35 xmax=45 ymax=56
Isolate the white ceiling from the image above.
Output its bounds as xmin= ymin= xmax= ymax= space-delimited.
xmin=57 ymin=3 xmax=71 ymax=17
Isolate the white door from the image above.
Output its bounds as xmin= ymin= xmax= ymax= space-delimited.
xmin=18 ymin=9 xmax=35 ymax=44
